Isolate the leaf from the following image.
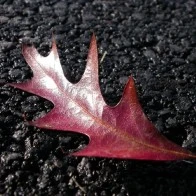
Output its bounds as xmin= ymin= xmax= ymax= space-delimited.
xmin=9 ymin=34 xmax=196 ymax=160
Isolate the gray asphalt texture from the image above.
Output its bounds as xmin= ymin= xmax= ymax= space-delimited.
xmin=0 ymin=0 xmax=196 ymax=195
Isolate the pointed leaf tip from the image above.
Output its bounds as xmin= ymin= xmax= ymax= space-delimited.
xmin=91 ymin=32 xmax=96 ymax=42
xmin=80 ymin=32 xmax=99 ymax=86
xmin=88 ymin=33 xmax=97 ymax=53
xmin=120 ymin=76 xmax=139 ymax=104
xmin=22 ymin=44 xmax=30 ymax=56
xmin=51 ymin=33 xmax=57 ymax=51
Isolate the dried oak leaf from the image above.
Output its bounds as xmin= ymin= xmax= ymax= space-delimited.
xmin=9 ymin=35 xmax=196 ymax=160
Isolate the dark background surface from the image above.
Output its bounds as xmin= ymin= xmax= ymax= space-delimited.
xmin=0 ymin=0 xmax=196 ymax=195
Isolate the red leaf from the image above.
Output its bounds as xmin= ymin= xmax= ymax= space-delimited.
xmin=9 ymin=34 xmax=196 ymax=160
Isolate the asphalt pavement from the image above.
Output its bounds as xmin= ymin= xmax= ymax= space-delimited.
xmin=0 ymin=0 xmax=196 ymax=195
